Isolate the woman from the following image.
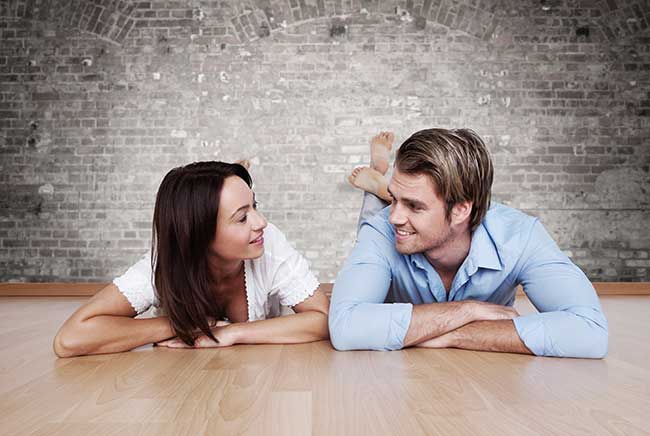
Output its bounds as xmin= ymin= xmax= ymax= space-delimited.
xmin=53 ymin=161 xmax=330 ymax=357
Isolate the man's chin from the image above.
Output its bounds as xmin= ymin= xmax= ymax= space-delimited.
xmin=394 ymin=241 xmax=417 ymax=255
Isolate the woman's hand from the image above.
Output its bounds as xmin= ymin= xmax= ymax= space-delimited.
xmin=156 ymin=320 xmax=237 ymax=348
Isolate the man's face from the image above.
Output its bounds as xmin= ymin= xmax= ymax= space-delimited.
xmin=387 ymin=168 xmax=455 ymax=256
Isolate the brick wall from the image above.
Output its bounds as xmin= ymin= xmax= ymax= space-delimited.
xmin=1 ymin=0 xmax=649 ymax=283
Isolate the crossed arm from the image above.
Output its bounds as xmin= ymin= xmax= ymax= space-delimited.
xmin=53 ymin=284 xmax=330 ymax=357
xmin=329 ymin=276 xmax=531 ymax=354
xmin=157 ymin=289 xmax=330 ymax=349
xmin=329 ymin=222 xmax=608 ymax=358
xmin=403 ymin=303 xmax=532 ymax=354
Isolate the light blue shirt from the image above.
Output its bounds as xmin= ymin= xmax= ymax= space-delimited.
xmin=329 ymin=203 xmax=608 ymax=358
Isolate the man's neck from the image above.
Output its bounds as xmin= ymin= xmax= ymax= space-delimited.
xmin=424 ymin=229 xmax=472 ymax=279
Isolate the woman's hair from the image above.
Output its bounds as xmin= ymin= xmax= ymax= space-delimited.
xmin=395 ymin=128 xmax=494 ymax=231
xmin=151 ymin=161 xmax=252 ymax=345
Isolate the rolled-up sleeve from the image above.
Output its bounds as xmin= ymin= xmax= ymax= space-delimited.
xmin=329 ymin=224 xmax=413 ymax=351
xmin=513 ymin=220 xmax=608 ymax=358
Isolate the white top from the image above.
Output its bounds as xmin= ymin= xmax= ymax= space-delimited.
xmin=113 ymin=222 xmax=320 ymax=321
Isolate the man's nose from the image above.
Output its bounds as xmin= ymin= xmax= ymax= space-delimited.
xmin=389 ymin=203 xmax=407 ymax=226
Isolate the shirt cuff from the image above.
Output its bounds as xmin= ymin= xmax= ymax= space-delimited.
xmin=385 ymin=303 xmax=413 ymax=350
xmin=513 ymin=314 xmax=545 ymax=356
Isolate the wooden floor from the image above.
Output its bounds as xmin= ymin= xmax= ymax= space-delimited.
xmin=1 ymin=296 xmax=649 ymax=436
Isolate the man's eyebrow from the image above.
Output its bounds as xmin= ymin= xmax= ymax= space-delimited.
xmin=387 ymin=187 xmax=427 ymax=208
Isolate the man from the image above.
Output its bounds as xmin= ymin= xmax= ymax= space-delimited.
xmin=330 ymin=129 xmax=608 ymax=358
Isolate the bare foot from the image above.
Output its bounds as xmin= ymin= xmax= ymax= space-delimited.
xmin=370 ymin=131 xmax=394 ymax=175
xmin=235 ymin=159 xmax=250 ymax=170
xmin=347 ymin=166 xmax=391 ymax=202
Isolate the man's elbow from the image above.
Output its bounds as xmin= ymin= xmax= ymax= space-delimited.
xmin=328 ymin=310 xmax=355 ymax=351
xmin=564 ymin=324 xmax=608 ymax=359
xmin=578 ymin=313 xmax=609 ymax=359
xmin=585 ymin=326 xmax=608 ymax=359
xmin=329 ymin=330 xmax=355 ymax=351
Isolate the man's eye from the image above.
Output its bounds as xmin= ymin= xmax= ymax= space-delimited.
xmin=253 ymin=201 xmax=259 ymax=209
xmin=239 ymin=215 xmax=247 ymax=223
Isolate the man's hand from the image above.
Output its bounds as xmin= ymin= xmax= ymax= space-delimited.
xmin=156 ymin=320 xmax=236 ymax=348
xmin=404 ymin=300 xmax=520 ymax=348
xmin=414 ymin=302 xmax=519 ymax=349
xmin=468 ymin=300 xmax=519 ymax=321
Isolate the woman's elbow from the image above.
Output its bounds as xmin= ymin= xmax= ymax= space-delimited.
xmin=53 ymin=328 xmax=87 ymax=358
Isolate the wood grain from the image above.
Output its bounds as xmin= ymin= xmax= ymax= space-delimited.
xmin=0 ymin=295 xmax=648 ymax=435
xmin=1 ymin=281 xmax=649 ymax=296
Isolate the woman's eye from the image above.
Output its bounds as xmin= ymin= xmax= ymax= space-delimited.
xmin=253 ymin=201 xmax=258 ymax=209
xmin=239 ymin=215 xmax=247 ymax=223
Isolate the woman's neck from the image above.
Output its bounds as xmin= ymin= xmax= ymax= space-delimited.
xmin=207 ymin=255 xmax=244 ymax=281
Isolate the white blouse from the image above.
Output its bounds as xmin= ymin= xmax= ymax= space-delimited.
xmin=113 ymin=222 xmax=320 ymax=321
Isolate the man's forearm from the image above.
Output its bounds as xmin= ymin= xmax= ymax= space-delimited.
xmin=403 ymin=300 xmax=520 ymax=348
xmin=416 ymin=320 xmax=532 ymax=355
xmin=403 ymin=302 xmax=475 ymax=347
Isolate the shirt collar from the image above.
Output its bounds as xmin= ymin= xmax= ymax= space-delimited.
xmin=467 ymin=222 xmax=503 ymax=272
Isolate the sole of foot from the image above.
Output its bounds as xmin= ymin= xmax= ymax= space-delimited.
xmin=370 ymin=131 xmax=394 ymax=175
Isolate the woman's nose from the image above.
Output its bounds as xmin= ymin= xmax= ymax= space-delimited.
xmin=252 ymin=209 xmax=267 ymax=230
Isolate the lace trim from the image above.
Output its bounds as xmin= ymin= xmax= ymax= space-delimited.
xmin=280 ymin=273 xmax=320 ymax=307
xmin=112 ymin=277 xmax=151 ymax=315
xmin=243 ymin=259 xmax=254 ymax=321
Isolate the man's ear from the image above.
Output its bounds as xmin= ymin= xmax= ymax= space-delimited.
xmin=450 ymin=201 xmax=473 ymax=226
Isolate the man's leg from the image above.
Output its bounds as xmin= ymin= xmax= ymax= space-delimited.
xmin=356 ymin=190 xmax=390 ymax=234
xmin=348 ymin=131 xmax=395 ymax=235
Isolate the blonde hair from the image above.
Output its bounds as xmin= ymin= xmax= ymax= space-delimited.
xmin=395 ymin=128 xmax=493 ymax=231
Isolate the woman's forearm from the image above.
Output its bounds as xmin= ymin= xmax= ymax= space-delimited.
xmin=54 ymin=315 xmax=175 ymax=357
xmin=228 ymin=311 xmax=329 ymax=345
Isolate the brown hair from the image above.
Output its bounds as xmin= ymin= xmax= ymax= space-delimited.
xmin=152 ymin=161 xmax=252 ymax=345
xmin=395 ymin=128 xmax=493 ymax=231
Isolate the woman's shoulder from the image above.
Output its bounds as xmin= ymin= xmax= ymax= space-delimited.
xmin=112 ymin=250 xmax=157 ymax=314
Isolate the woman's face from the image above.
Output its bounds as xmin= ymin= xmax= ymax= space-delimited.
xmin=211 ymin=176 xmax=267 ymax=262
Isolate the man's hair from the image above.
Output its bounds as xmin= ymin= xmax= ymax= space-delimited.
xmin=395 ymin=128 xmax=493 ymax=231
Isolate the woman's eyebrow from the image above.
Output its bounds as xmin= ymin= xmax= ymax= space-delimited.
xmin=229 ymin=193 xmax=256 ymax=219
xmin=230 ymin=204 xmax=250 ymax=219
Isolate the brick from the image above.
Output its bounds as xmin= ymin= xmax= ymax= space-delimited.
xmin=0 ymin=1 xmax=648 ymax=282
